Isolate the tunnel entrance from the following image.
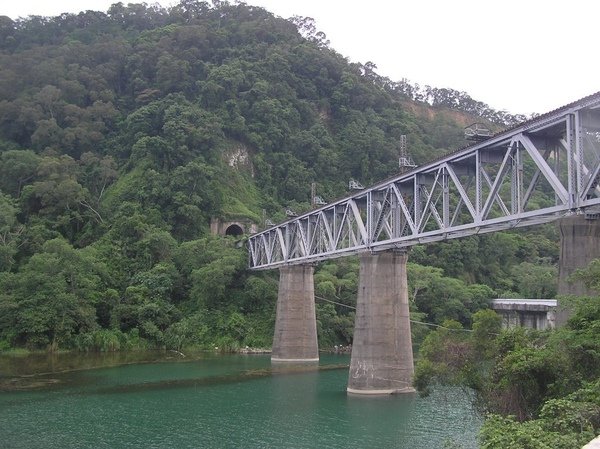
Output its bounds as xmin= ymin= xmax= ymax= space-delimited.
xmin=211 ymin=218 xmax=256 ymax=237
xmin=225 ymin=224 xmax=244 ymax=237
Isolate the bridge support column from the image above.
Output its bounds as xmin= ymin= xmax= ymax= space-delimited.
xmin=271 ymin=265 xmax=319 ymax=363
xmin=558 ymin=215 xmax=600 ymax=296
xmin=347 ymin=251 xmax=414 ymax=395
xmin=557 ymin=215 xmax=600 ymax=324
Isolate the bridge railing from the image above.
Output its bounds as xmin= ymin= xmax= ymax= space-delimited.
xmin=248 ymin=93 xmax=600 ymax=269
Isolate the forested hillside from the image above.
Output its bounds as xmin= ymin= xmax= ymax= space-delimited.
xmin=0 ymin=1 xmax=558 ymax=352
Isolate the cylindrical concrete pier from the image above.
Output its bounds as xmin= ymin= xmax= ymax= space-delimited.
xmin=558 ymin=215 xmax=600 ymax=296
xmin=271 ymin=265 xmax=319 ymax=363
xmin=347 ymin=251 xmax=415 ymax=394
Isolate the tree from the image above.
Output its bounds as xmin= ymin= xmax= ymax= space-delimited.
xmin=0 ymin=150 xmax=40 ymax=197
xmin=511 ymin=261 xmax=557 ymax=298
xmin=79 ymin=152 xmax=118 ymax=206
xmin=189 ymin=241 xmax=246 ymax=308
xmin=0 ymin=238 xmax=104 ymax=349
xmin=572 ymin=258 xmax=600 ymax=292
xmin=0 ymin=193 xmax=23 ymax=271
xmin=407 ymin=262 xmax=493 ymax=325
xmin=472 ymin=309 xmax=502 ymax=358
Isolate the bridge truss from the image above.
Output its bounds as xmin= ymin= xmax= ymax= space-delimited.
xmin=248 ymin=93 xmax=600 ymax=269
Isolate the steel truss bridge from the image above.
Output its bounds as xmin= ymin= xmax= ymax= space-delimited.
xmin=248 ymin=92 xmax=600 ymax=270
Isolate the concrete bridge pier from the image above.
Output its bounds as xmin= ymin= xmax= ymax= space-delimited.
xmin=347 ymin=250 xmax=415 ymax=395
xmin=558 ymin=215 xmax=600 ymax=296
xmin=271 ymin=265 xmax=319 ymax=363
xmin=557 ymin=215 xmax=600 ymax=324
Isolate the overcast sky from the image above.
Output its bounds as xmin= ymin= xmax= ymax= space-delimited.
xmin=3 ymin=0 xmax=599 ymax=116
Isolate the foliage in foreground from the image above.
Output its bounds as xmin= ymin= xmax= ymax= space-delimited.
xmin=480 ymin=379 xmax=600 ymax=449
xmin=480 ymin=381 xmax=600 ymax=449
xmin=414 ymin=265 xmax=600 ymax=448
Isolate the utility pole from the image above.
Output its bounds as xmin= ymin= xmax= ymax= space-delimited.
xmin=398 ymin=135 xmax=416 ymax=174
xmin=311 ymin=182 xmax=326 ymax=208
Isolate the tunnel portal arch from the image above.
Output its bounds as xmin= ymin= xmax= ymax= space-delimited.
xmin=210 ymin=218 xmax=257 ymax=237
xmin=225 ymin=224 xmax=244 ymax=237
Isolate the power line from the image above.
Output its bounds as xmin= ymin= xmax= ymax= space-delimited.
xmin=315 ymin=295 xmax=475 ymax=333
xmin=315 ymin=295 xmax=354 ymax=310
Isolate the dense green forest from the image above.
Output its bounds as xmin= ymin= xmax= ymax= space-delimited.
xmin=0 ymin=0 xmax=559 ymax=355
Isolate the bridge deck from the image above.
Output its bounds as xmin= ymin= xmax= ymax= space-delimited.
xmin=248 ymin=92 xmax=600 ymax=269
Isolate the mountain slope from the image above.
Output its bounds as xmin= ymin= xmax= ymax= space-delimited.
xmin=0 ymin=1 xmax=556 ymax=351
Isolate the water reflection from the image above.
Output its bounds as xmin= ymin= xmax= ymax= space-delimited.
xmin=345 ymin=393 xmax=416 ymax=444
xmin=269 ymin=362 xmax=319 ymax=440
xmin=0 ymin=350 xmax=175 ymax=376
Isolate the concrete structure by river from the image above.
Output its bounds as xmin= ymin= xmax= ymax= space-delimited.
xmin=491 ymin=299 xmax=558 ymax=330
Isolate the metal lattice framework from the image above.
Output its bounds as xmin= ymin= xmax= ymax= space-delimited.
xmin=248 ymin=93 xmax=600 ymax=270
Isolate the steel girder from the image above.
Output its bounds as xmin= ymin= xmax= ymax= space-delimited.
xmin=248 ymin=93 xmax=600 ymax=269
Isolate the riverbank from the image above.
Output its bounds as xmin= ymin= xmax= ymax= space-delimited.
xmin=0 ymin=348 xmax=278 ymax=390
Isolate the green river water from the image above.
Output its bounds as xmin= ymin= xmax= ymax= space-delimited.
xmin=0 ymin=352 xmax=482 ymax=448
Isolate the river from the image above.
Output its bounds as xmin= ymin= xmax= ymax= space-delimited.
xmin=0 ymin=352 xmax=482 ymax=448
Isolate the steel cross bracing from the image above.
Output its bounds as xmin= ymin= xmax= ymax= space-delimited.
xmin=248 ymin=93 xmax=600 ymax=270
